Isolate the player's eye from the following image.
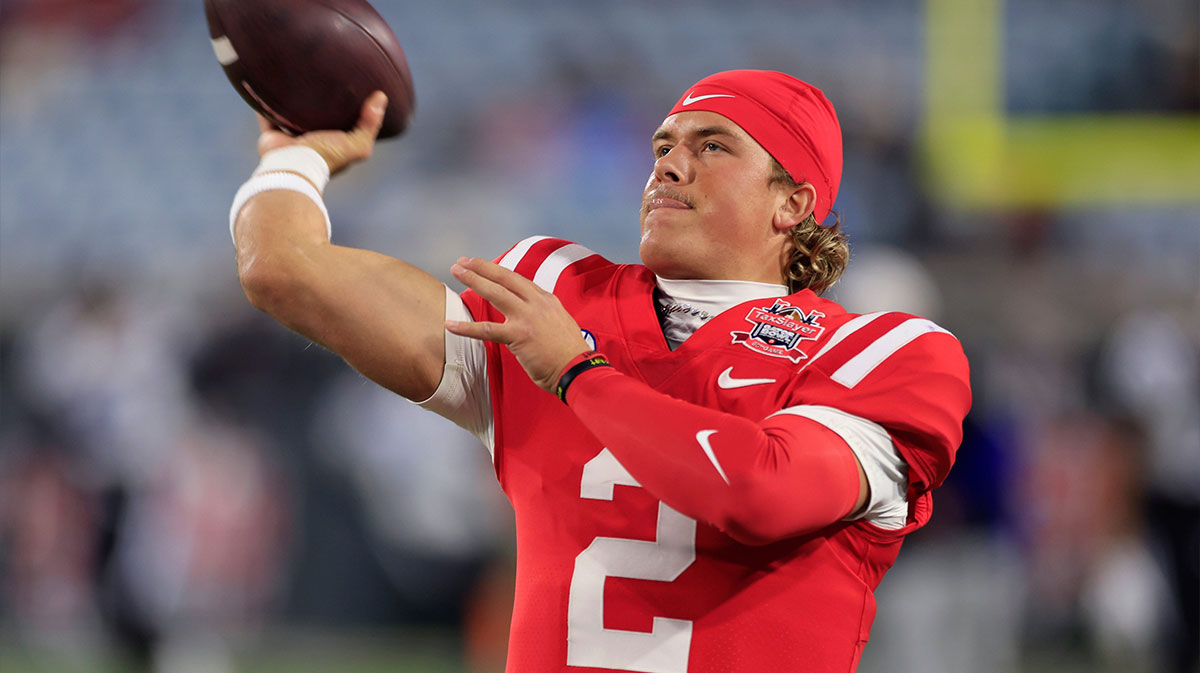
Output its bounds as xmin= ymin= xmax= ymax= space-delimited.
xmin=703 ymin=142 xmax=723 ymax=152
xmin=654 ymin=145 xmax=671 ymax=158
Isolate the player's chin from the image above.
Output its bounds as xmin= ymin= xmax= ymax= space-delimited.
xmin=638 ymin=234 xmax=686 ymax=277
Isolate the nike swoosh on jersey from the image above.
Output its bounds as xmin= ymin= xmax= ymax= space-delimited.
xmin=682 ymin=92 xmax=736 ymax=106
xmin=717 ymin=367 xmax=776 ymax=389
xmin=695 ymin=429 xmax=730 ymax=484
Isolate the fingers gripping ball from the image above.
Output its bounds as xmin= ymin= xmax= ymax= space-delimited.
xmin=205 ymin=0 xmax=415 ymax=139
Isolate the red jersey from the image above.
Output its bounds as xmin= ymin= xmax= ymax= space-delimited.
xmin=459 ymin=237 xmax=972 ymax=673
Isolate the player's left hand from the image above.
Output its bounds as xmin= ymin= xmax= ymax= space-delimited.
xmin=447 ymin=257 xmax=592 ymax=394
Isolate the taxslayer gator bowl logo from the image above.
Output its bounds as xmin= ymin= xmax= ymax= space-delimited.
xmin=730 ymin=300 xmax=825 ymax=363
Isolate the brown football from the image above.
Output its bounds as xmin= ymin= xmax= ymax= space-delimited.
xmin=204 ymin=0 xmax=415 ymax=138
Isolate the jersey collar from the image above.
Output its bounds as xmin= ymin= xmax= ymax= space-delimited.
xmin=654 ymin=276 xmax=789 ymax=349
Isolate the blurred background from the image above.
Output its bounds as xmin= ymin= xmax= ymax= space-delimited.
xmin=0 ymin=0 xmax=1196 ymax=671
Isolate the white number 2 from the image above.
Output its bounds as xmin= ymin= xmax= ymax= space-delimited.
xmin=567 ymin=449 xmax=697 ymax=673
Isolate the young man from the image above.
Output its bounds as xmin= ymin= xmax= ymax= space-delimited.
xmin=230 ymin=70 xmax=971 ymax=672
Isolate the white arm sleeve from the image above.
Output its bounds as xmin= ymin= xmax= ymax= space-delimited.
xmin=411 ymin=285 xmax=495 ymax=457
xmin=771 ymin=404 xmax=910 ymax=530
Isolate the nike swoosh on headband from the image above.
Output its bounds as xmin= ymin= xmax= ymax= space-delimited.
xmin=681 ymin=92 xmax=736 ymax=106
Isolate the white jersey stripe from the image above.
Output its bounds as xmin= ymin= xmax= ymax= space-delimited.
xmin=797 ymin=311 xmax=889 ymax=374
xmin=831 ymin=318 xmax=950 ymax=388
xmin=532 ymin=243 xmax=597 ymax=292
xmin=498 ymin=235 xmax=552 ymax=270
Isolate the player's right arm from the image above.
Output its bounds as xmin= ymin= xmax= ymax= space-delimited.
xmin=233 ymin=92 xmax=447 ymax=402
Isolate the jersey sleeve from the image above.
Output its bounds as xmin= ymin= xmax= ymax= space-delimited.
xmin=459 ymin=234 xmax=609 ymax=332
xmin=564 ymin=365 xmax=864 ymax=545
xmin=413 ymin=285 xmax=494 ymax=454
xmin=803 ymin=314 xmax=972 ymax=494
xmin=771 ymin=405 xmax=910 ymax=529
xmin=440 ymin=236 xmax=613 ymax=456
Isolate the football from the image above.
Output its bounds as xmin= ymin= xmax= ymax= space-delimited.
xmin=204 ymin=0 xmax=415 ymax=139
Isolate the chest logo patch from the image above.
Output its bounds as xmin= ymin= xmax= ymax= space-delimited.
xmin=730 ymin=299 xmax=825 ymax=363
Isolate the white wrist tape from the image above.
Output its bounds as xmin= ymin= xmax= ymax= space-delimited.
xmin=229 ymin=172 xmax=332 ymax=244
xmin=253 ymin=145 xmax=331 ymax=193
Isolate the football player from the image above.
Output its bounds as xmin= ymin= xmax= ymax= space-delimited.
xmin=229 ymin=70 xmax=971 ymax=672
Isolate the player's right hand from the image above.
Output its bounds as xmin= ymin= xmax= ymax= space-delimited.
xmin=256 ymin=91 xmax=387 ymax=176
xmin=447 ymin=256 xmax=593 ymax=395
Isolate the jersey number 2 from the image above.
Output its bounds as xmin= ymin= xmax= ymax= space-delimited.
xmin=567 ymin=448 xmax=696 ymax=673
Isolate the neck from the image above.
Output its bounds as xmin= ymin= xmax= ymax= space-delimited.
xmin=654 ymin=276 xmax=789 ymax=350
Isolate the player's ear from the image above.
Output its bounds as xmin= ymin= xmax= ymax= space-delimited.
xmin=773 ymin=182 xmax=816 ymax=232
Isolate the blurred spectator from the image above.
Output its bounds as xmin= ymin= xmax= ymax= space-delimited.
xmin=12 ymin=280 xmax=192 ymax=492
xmin=830 ymin=246 xmax=943 ymax=319
xmin=2 ymin=281 xmax=293 ymax=672
xmin=0 ymin=0 xmax=154 ymax=37
xmin=0 ymin=442 xmax=106 ymax=665
xmin=119 ymin=412 xmax=289 ymax=673
xmin=312 ymin=372 xmax=508 ymax=625
xmin=1021 ymin=412 xmax=1165 ymax=670
xmin=1100 ymin=311 xmax=1200 ymax=673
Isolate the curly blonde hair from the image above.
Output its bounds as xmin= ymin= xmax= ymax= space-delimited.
xmin=769 ymin=159 xmax=848 ymax=295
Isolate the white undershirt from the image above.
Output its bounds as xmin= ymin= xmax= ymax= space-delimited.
xmin=416 ymin=278 xmax=911 ymax=530
xmin=655 ymin=277 xmax=789 ymax=350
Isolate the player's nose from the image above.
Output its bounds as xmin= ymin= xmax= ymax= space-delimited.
xmin=653 ymin=146 xmax=694 ymax=185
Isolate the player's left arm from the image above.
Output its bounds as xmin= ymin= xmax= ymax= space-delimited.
xmin=447 ymin=256 xmax=877 ymax=544
xmin=563 ymin=370 xmax=870 ymax=543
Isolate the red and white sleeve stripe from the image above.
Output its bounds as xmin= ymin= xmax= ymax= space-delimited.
xmin=496 ymin=236 xmax=606 ymax=293
xmin=801 ymin=311 xmax=955 ymax=388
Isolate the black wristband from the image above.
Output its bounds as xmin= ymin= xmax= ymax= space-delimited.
xmin=555 ymin=353 xmax=612 ymax=404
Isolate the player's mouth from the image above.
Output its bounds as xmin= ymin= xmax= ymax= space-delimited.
xmin=648 ymin=197 xmax=691 ymax=211
xmin=643 ymin=189 xmax=694 ymax=215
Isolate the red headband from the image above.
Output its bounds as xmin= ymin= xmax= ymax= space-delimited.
xmin=667 ymin=70 xmax=843 ymax=224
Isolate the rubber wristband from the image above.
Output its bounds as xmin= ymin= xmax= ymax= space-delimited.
xmin=555 ymin=351 xmax=612 ymax=404
xmin=253 ymin=145 xmax=331 ymax=193
xmin=229 ymin=172 xmax=332 ymax=244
